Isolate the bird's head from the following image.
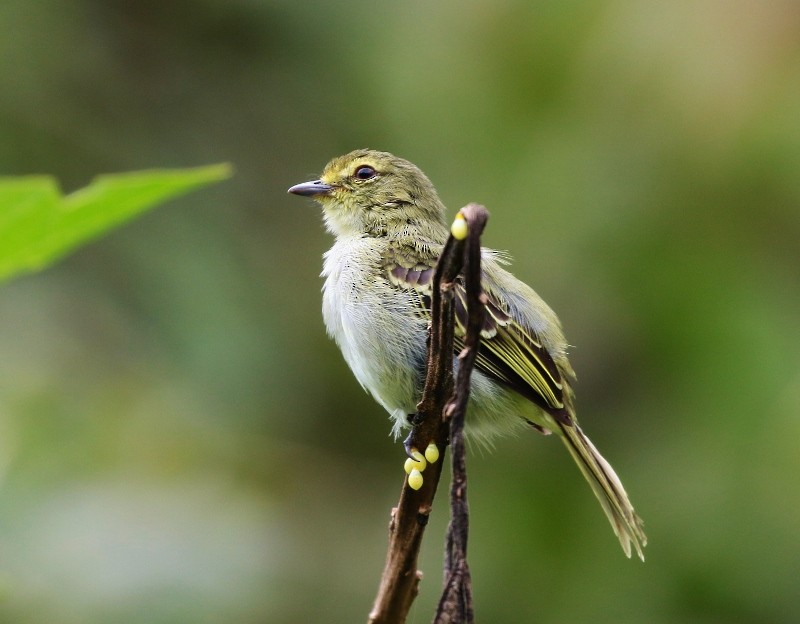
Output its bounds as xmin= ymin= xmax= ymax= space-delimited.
xmin=288 ymin=149 xmax=448 ymax=239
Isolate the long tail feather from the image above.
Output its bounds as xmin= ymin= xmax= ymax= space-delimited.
xmin=557 ymin=422 xmax=647 ymax=560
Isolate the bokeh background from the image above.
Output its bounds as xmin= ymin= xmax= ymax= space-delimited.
xmin=1 ymin=1 xmax=799 ymax=622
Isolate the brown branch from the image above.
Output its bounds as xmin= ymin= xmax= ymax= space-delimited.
xmin=367 ymin=232 xmax=463 ymax=624
xmin=368 ymin=204 xmax=489 ymax=624
xmin=434 ymin=203 xmax=488 ymax=624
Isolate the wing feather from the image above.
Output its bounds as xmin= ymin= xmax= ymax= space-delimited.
xmin=384 ymin=251 xmax=570 ymax=423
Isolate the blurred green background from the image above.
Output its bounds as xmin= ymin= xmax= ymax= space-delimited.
xmin=1 ymin=1 xmax=799 ymax=622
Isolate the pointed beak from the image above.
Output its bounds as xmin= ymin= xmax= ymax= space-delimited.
xmin=287 ymin=180 xmax=333 ymax=197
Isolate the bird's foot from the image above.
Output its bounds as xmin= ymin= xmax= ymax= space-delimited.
xmin=403 ymin=413 xmax=427 ymax=459
xmin=402 ymin=422 xmax=441 ymax=490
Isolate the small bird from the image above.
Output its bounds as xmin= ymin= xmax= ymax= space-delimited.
xmin=288 ymin=149 xmax=646 ymax=559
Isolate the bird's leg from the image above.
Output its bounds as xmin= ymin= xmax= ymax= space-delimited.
xmin=401 ymin=413 xmax=442 ymax=491
xmin=403 ymin=413 xmax=425 ymax=458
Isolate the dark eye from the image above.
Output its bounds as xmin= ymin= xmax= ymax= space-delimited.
xmin=354 ymin=165 xmax=376 ymax=180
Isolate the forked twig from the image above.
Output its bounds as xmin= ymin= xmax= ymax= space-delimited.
xmin=434 ymin=203 xmax=487 ymax=624
xmin=368 ymin=204 xmax=489 ymax=624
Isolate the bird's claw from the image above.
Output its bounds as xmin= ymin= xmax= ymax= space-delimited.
xmin=403 ymin=413 xmax=425 ymax=458
xmin=402 ymin=414 xmax=440 ymax=490
xmin=403 ymin=430 xmax=417 ymax=460
xmin=402 ymin=434 xmax=441 ymax=490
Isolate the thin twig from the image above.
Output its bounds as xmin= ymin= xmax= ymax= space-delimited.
xmin=368 ymin=232 xmax=465 ymax=624
xmin=368 ymin=205 xmax=489 ymax=624
xmin=433 ymin=203 xmax=488 ymax=624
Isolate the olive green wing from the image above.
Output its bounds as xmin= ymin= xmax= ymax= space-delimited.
xmin=384 ymin=251 xmax=571 ymax=424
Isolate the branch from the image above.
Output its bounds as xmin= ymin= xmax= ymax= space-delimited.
xmin=434 ymin=203 xmax=488 ymax=624
xmin=368 ymin=204 xmax=489 ymax=624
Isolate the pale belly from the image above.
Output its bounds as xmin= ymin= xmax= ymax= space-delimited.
xmin=320 ymin=239 xmax=546 ymax=444
xmin=322 ymin=242 xmax=428 ymax=423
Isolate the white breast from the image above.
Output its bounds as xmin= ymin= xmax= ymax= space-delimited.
xmin=321 ymin=238 xmax=427 ymax=425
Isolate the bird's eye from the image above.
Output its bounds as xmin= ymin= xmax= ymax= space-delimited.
xmin=354 ymin=165 xmax=376 ymax=180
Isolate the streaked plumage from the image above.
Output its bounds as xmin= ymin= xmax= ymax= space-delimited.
xmin=289 ymin=149 xmax=646 ymax=559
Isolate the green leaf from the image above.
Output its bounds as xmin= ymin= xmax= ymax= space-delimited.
xmin=0 ymin=164 xmax=232 ymax=284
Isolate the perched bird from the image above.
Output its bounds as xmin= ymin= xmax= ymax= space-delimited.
xmin=288 ymin=149 xmax=646 ymax=559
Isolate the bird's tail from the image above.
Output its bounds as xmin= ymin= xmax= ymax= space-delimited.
xmin=557 ymin=422 xmax=647 ymax=560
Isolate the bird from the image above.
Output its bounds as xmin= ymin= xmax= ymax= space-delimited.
xmin=288 ymin=149 xmax=646 ymax=559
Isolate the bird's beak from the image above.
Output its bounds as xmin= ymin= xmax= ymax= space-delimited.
xmin=287 ymin=180 xmax=333 ymax=197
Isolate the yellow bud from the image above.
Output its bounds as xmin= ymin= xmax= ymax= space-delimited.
xmin=410 ymin=449 xmax=427 ymax=471
xmin=424 ymin=443 xmax=440 ymax=464
xmin=404 ymin=458 xmax=416 ymax=474
xmin=450 ymin=213 xmax=468 ymax=240
xmin=408 ymin=469 xmax=424 ymax=490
